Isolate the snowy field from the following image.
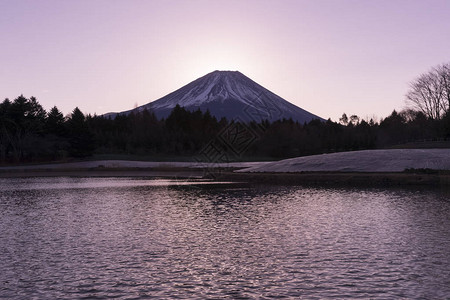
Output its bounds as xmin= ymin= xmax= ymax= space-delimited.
xmin=237 ymin=149 xmax=450 ymax=173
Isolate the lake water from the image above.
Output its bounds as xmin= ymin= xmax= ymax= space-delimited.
xmin=1 ymin=177 xmax=449 ymax=299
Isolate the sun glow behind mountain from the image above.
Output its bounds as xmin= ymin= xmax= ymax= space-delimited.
xmin=175 ymin=38 xmax=260 ymax=84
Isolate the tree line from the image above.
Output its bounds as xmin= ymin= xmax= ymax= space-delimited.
xmin=0 ymin=95 xmax=94 ymax=162
xmin=1 ymin=62 xmax=449 ymax=164
xmin=1 ymin=95 xmax=450 ymax=164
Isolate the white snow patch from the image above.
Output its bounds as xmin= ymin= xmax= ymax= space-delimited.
xmin=236 ymin=149 xmax=450 ymax=173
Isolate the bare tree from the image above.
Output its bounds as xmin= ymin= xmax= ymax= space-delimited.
xmin=436 ymin=63 xmax=450 ymax=112
xmin=405 ymin=62 xmax=450 ymax=119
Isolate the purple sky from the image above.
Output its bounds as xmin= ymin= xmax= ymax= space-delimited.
xmin=1 ymin=0 xmax=450 ymax=121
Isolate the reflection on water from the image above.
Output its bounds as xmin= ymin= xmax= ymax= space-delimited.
xmin=0 ymin=177 xmax=223 ymax=191
xmin=0 ymin=177 xmax=449 ymax=299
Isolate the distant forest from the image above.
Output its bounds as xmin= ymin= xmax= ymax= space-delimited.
xmin=1 ymin=63 xmax=450 ymax=164
xmin=1 ymin=94 xmax=450 ymax=164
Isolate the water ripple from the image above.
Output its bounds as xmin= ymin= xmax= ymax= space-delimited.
xmin=1 ymin=178 xmax=450 ymax=299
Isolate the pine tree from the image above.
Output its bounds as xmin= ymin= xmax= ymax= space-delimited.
xmin=67 ymin=107 xmax=94 ymax=157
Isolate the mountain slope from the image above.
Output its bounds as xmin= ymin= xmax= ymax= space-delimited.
xmin=107 ymin=71 xmax=323 ymax=123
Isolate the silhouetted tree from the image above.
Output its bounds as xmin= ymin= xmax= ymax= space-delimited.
xmin=67 ymin=107 xmax=94 ymax=157
xmin=46 ymin=106 xmax=65 ymax=135
xmin=339 ymin=113 xmax=348 ymax=125
xmin=349 ymin=115 xmax=360 ymax=126
xmin=406 ymin=62 xmax=450 ymax=119
xmin=0 ymin=95 xmax=48 ymax=161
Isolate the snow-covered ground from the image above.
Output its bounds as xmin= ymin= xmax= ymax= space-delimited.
xmin=237 ymin=149 xmax=450 ymax=173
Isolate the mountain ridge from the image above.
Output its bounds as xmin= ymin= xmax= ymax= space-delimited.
xmin=106 ymin=71 xmax=323 ymax=123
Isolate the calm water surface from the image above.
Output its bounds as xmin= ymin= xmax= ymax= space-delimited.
xmin=0 ymin=177 xmax=449 ymax=299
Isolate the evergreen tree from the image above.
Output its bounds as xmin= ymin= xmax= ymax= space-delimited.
xmin=67 ymin=107 xmax=94 ymax=157
xmin=46 ymin=106 xmax=65 ymax=136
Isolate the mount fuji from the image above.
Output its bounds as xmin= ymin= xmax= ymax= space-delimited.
xmin=106 ymin=71 xmax=323 ymax=123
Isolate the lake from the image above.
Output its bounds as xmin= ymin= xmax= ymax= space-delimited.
xmin=1 ymin=177 xmax=449 ymax=299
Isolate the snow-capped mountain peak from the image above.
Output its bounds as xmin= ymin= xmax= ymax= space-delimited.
xmin=107 ymin=71 xmax=323 ymax=123
xmin=149 ymin=70 xmax=263 ymax=108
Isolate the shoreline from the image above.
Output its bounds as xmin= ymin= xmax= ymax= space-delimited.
xmin=2 ymin=148 xmax=450 ymax=187
xmin=2 ymin=166 xmax=450 ymax=187
xmin=0 ymin=166 xmax=207 ymax=179
xmin=216 ymin=171 xmax=450 ymax=187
